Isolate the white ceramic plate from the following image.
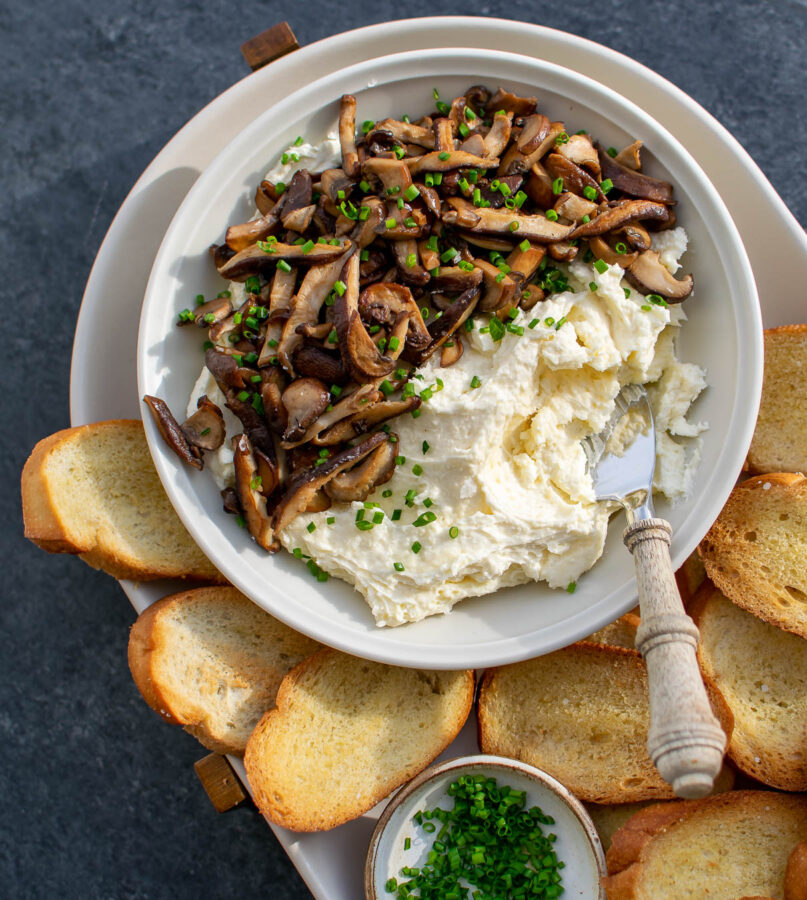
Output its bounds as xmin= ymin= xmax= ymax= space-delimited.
xmin=69 ymin=17 xmax=805 ymax=900
xmin=137 ymin=47 xmax=761 ymax=668
xmin=365 ymin=755 xmax=605 ymax=899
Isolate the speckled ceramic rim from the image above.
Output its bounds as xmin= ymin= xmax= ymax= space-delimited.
xmin=364 ymin=755 xmax=606 ymax=899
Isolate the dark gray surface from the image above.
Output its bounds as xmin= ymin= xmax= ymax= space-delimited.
xmin=2 ymin=1 xmax=804 ymax=897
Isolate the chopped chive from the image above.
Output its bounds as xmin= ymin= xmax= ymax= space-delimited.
xmin=326 ymin=516 xmax=335 ymax=524
xmin=411 ymin=541 xmax=422 ymax=554
xmin=589 ymin=282 xmax=598 ymax=292
xmin=593 ymin=258 xmax=608 ymax=274
xmin=277 ymin=260 xmax=292 ymax=273
xmin=438 ymin=151 xmax=450 ymax=161
xmin=552 ymin=177 xmax=564 ymax=195
xmin=392 ymin=509 xmax=402 ymax=521
xmin=394 ymin=562 xmax=405 ymax=572
xmin=470 ymin=375 xmax=481 ymax=389
xmin=449 ymin=526 xmax=459 ymax=539
xmin=518 ymin=239 xmax=530 ymax=253
xmin=306 ymin=522 xmax=316 ymax=533
xmin=385 ymin=217 xmax=397 ymax=229
xmin=546 ymin=209 xmax=559 ymax=221
xmin=567 ymin=581 xmax=577 ymax=593
xmin=600 ymin=178 xmax=614 ymax=194
xmin=422 ymin=441 xmax=430 ymax=454
xmin=583 ymin=185 xmax=598 ymax=200
xmin=404 ymin=185 xmax=420 ymax=202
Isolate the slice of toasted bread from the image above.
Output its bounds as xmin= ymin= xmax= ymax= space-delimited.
xmin=692 ymin=585 xmax=807 ymax=791
xmin=785 ymin=841 xmax=807 ymax=900
xmin=747 ymin=325 xmax=807 ymax=475
xmin=584 ymin=613 xmax=640 ymax=649
xmin=21 ymin=420 xmax=221 ymax=581
xmin=602 ymin=791 xmax=807 ymax=899
xmin=699 ymin=473 xmax=807 ymax=640
xmin=244 ymin=649 xmax=474 ymax=831
xmin=477 ymin=643 xmax=732 ymax=804
xmin=128 ymin=586 xmax=320 ymax=754
xmin=675 ymin=549 xmax=707 ymax=609
xmin=605 ymin=799 xmax=702 ymax=875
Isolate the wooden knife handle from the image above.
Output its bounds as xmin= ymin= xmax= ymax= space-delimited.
xmin=623 ymin=517 xmax=726 ymax=798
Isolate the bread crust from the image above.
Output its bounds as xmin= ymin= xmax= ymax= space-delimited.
xmin=21 ymin=420 xmax=223 ymax=582
xmin=244 ymin=649 xmax=475 ymax=831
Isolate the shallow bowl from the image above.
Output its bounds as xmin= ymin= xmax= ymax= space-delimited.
xmin=364 ymin=755 xmax=606 ymax=899
xmin=137 ymin=47 xmax=762 ymax=668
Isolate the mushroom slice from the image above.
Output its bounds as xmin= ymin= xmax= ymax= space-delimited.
xmin=553 ymin=191 xmax=599 ymax=222
xmin=557 ymin=133 xmax=601 ymax=177
xmin=464 ymin=84 xmax=490 ymax=112
xmin=334 ymin=254 xmax=396 ymax=380
xmin=361 ymin=157 xmax=414 ymax=196
xmin=625 ymin=250 xmax=694 ymax=302
xmin=431 ymin=266 xmax=484 ymax=293
xmin=445 ymin=198 xmax=573 ymax=243
xmin=233 ymin=434 xmax=277 ymax=551
xmin=289 ymin=383 xmax=381 ymax=447
xmin=474 ymin=259 xmax=518 ymax=312
xmin=277 ymin=248 xmax=352 ymax=374
xmin=221 ymin=486 xmax=242 ymax=516
xmin=525 ymin=161 xmax=556 ymax=209
xmin=519 ymin=285 xmax=545 ymax=310
xmin=273 ymin=432 xmax=388 ymax=534
xmin=416 ymin=182 xmax=441 ymax=218
xmin=181 ymin=395 xmax=226 ymax=451
xmin=316 ymin=396 xmax=421 ymax=445
xmin=441 ymin=202 xmax=481 ymax=230
xmin=292 ymin=345 xmax=347 ymax=384
xmin=392 ymin=240 xmax=429 ymax=286
xmin=597 ymin=146 xmax=673 ymax=203
xmin=143 ymin=395 xmax=203 ymax=470
xmin=405 ymin=151 xmax=499 ymax=175
xmin=497 ymin=114 xmax=550 ymax=175
xmin=544 ymin=153 xmax=605 ymax=202
xmin=620 ymin=223 xmax=652 ymax=251
xmin=224 ymin=213 xmax=280 ymax=254
xmin=614 ymin=140 xmax=643 ymax=171
xmin=485 ymin=88 xmax=537 ymax=116
xmin=268 ymin=265 xmax=298 ymax=319
xmin=433 ymin=118 xmax=455 ymax=153
xmin=589 ymin=235 xmax=638 ymax=268
xmin=324 ymin=435 xmax=397 ymax=502
xmin=259 ymin=368 xmax=288 ymax=434
xmin=457 ymin=231 xmax=515 ymax=252
xmin=217 ymin=239 xmax=350 ymax=281
xmin=506 ymin=243 xmax=546 ymax=284
xmin=320 ymin=168 xmax=356 ymax=204
xmin=350 ymin=196 xmax=385 ymax=248
xmin=547 ymin=242 xmax=578 ymax=262
xmin=568 ymin=199 xmax=670 ymax=238
xmin=482 ymin=111 xmax=513 ymax=157
xmin=205 ymin=346 xmax=247 ymax=390
xmin=458 ymin=133 xmax=486 ymax=157
xmin=374 ymin=118 xmax=436 ymax=149
xmin=339 ymin=94 xmax=360 ymax=179
xmin=281 ymin=377 xmax=331 ymax=443
xmin=282 ymin=204 xmax=316 ymax=233
xmin=182 ymin=295 xmax=231 ymax=328
xmin=440 ymin=336 xmax=464 ymax=367
xmin=405 ymin=284 xmax=481 ymax=366
xmin=255 ymin=180 xmax=278 ymax=216
xmin=476 ymin=174 xmax=524 ymax=209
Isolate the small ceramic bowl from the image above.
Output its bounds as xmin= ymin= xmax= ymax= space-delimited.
xmin=365 ymin=755 xmax=605 ymax=899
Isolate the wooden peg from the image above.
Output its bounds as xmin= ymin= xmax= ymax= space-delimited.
xmin=194 ymin=753 xmax=249 ymax=813
xmin=241 ymin=22 xmax=299 ymax=71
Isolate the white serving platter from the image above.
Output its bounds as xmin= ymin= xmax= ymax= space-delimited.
xmin=68 ymin=17 xmax=807 ymax=900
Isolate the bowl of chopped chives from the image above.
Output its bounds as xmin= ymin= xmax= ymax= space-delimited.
xmin=365 ymin=754 xmax=606 ymax=899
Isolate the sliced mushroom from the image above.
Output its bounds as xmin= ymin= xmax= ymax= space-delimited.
xmin=392 ymin=239 xmax=429 ymax=286
xmin=282 ymin=204 xmax=316 ymax=233
xmin=482 ymin=111 xmax=513 ymax=157
xmin=458 ymin=133 xmax=486 ymax=157
xmin=406 ymin=151 xmax=499 ymax=175
xmin=255 ymin=181 xmax=278 ymax=216
xmin=458 ymin=231 xmax=516 ymax=252
xmin=620 ymin=223 xmax=652 ymax=251
xmin=547 ymin=242 xmax=578 ymax=262
xmin=506 ymin=243 xmax=546 ymax=283
xmin=476 ymin=174 xmax=524 ymax=209
xmin=485 ymin=88 xmax=537 ymax=116
xmin=474 ymin=259 xmax=518 ymax=312
xmin=557 ymin=133 xmax=600 ymax=177
xmin=589 ymin=235 xmax=638 ymax=268
xmin=205 ymin=346 xmax=247 ymax=391
xmin=181 ymin=395 xmax=226 ymax=451
xmin=339 ymin=94 xmax=360 ymax=179
xmin=259 ymin=367 xmax=288 ymax=434
xmin=519 ymin=284 xmax=545 ymax=310
xmin=320 ymin=168 xmax=356 ymax=204
xmin=625 ymin=250 xmax=694 ymax=302
xmin=315 ymin=395 xmax=421 ymax=445
xmin=182 ymin=295 xmax=231 ymax=328
xmin=431 ymin=265 xmax=484 ymax=293
xmin=568 ymin=199 xmax=670 ymax=238
xmin=440 ymin=336 xmax=464 ymax=366
xmin=374 ymin=118 xmax=436 ymax=149
xmin=272 ymin=431 xmax=388 ymax=534
xmin=224 ymin=212 xmax=280 ymax=254
xmin=221 ymin=486 xmax=242 ymax=515
xmin=277 ymin=248 xmax=352 ymax=374
xmin=614 ymin=140 xmax=643 ymax=171
xmin=525 ymin=161 xmax=556 ymax=209
xmin=597 ymin=146 xmax=673 ymax=204
xmin=405 ymin=283 xmax=481 ymax=366
xmin=544 ymin=153 xmax=605 ymax=202
xmin=292 ymin=344 xmax=347 ymax=384
xmin=433 ymin=118 xmax=455 ymax=153
xmin=281 ymin=377 xmax=330 ymax=442
xmin=445 ymin=198 xmax=574 ymax=242
xmin=498 ymin=114 xmax=551 ymax=175
xmin=324 ymin=435 xmax=397 ymax=502
xmin=267 ymin=265 xmax=297 ymax=318
xmin=217 ymin=239 xmax=350 ymax=281
xmin=334 ymin=254 xmax=397 ymax=380
xmin=233 ymin=434 xmax=277 ymax=551
xmin=464 ymin=84 xmax=490 ymax=112
xmin=349 ymin=196 xmax=385 ymax=249
xmin=553 ymin=191 xmax=599 ymax=222
xmin=361 ymin=157 xmax=414 ymax=196
xmin=143 ymin=395 xmax=203 ymax=469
